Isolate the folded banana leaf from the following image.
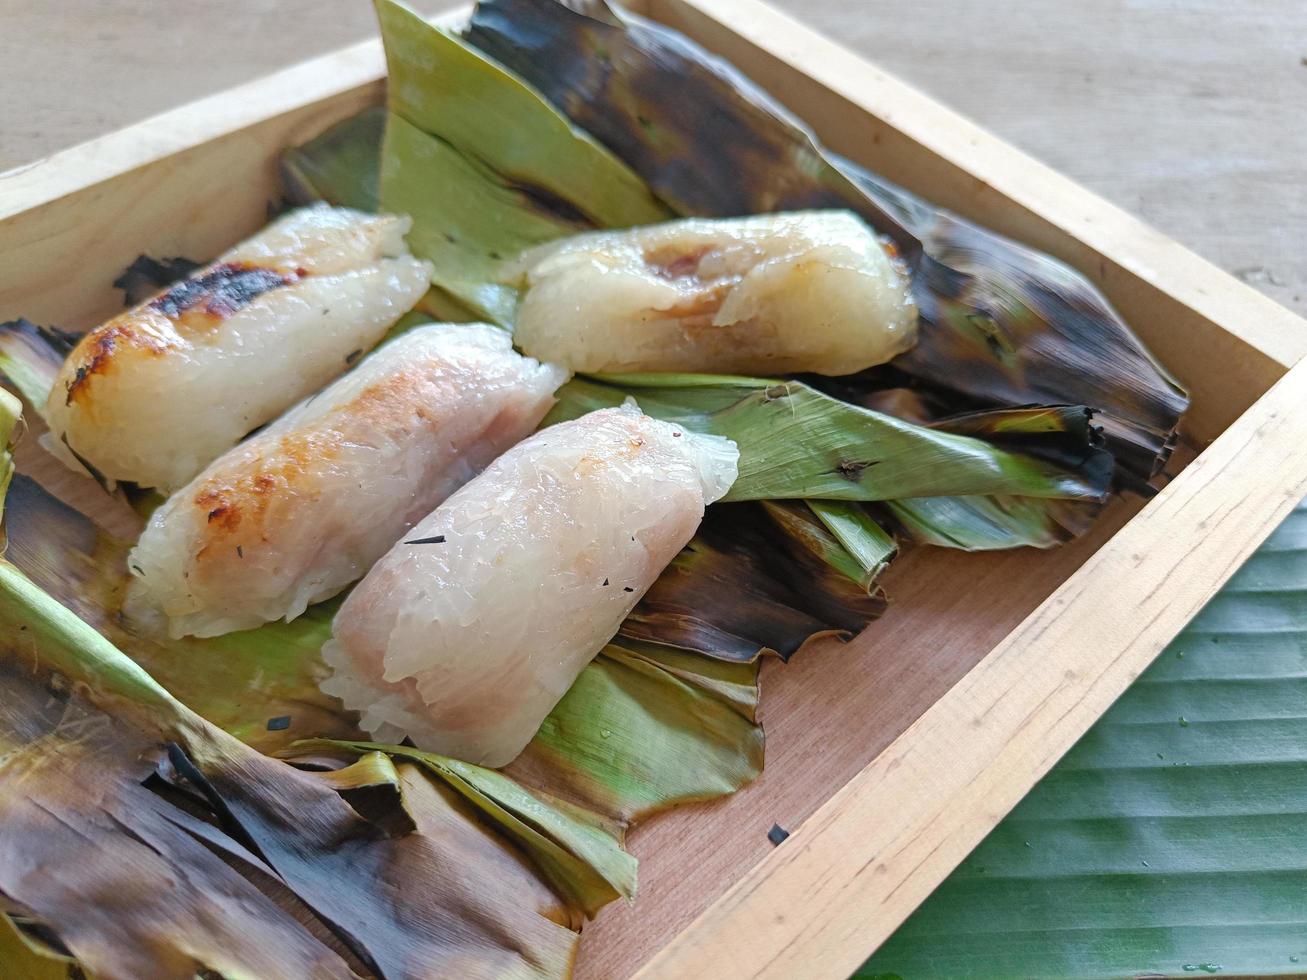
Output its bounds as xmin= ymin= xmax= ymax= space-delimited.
xmin=282 ymin=105 xmax=386 ymax=213
xmin=376 ymin=0 xmax=669 ymax=324
xmin=624 ymin=501 xmax=888 ymax=661
xmin=882 ymin=493 xmax=1102 ymax=551
xmin=861 ymin=499 xmax=1307 ymax=978
xmin=880 ymin=404 xmax=1111 ymax=550
xmin=508 ymin=639 xmax=763 ymax=826
xmin=548 ymin=373 xmax=1113 ymax=505
xmin=463 ymin=0 xmax=1189 ymax=490
xmin=288 ymin=740 xmax=636 ymax=922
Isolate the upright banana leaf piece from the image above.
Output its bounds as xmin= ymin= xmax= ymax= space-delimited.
xmin=882 ymin=404 xmax=1110 ymax=550
xmin=806 ymin=499 xmax=897 ymax=586
xmin=376 ymin=0 xmax=669 ymax=323
xmin=548 ymin=373 xmax=1113 ymax=505
xmin=861 ymin=499 xmax=1307 ymax=978
xmin=464 ymin=0 xmax=1188 ymax=487
xmin=0 ymin=557 xmax=586 ymax=978
xmin=281 ymin=105 xmax=386 ymax=213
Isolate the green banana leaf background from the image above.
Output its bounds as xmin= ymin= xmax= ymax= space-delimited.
xmin=860 ymin=499 xmax=1307 ymax=978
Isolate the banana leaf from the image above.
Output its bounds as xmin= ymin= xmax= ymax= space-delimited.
xmin=0 ymin=910 xmax=74 ymax=980
xmin=880 ymin=404 xmax=1111 ymax=550
xmin=625 ymin=501 xmax=887 ymax=661
xmin=882 ymin=493 xmax=1102 ymax=551
xmin=463 ymin=0 xmax=1189 ymax=489
xmin=547 ymin=373 xmax=1113 ymax=505
xmin=860 ymin=499 xmax=1307 ymax=978
xmin=288 ymin=740 xmax=635 ymax=922
xmin=0 ymin=557 xmax=598 ymax=977
xmin=0 ymin=318 xmax=67 ymax=418
xmin=807 ymin=499 xmax=898 ymax=586
xmin=282 ymin=105 xmax=386 ymax=213
xmin=375 ymin=0 xmax=669 ymax=324
xmin=508 ymin=639 xmax=763 ymax=826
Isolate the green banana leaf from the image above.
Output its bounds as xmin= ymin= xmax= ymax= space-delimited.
xmin=860 ymin=498 xmax=1307 ymax=978
xmin=880 ymin=404 xmax=1111 ymax=550
xmin=548 ymin=373 xmax=1112 ymax=505
xmin=282 ymin=105 xmax=386 ymax=213
xmin=509 ymin=640 xmax=763 ymax=826
xmin=0 ymin=318 xmax=67 ymax=418
xmin=376 ymin=0 xmax=669 ymax=324
xmin=882 ymin=493 xmax=1103 ymax=551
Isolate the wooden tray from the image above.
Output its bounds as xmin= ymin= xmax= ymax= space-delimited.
xmin=4 ymin=1 xmax=1307 ymax=977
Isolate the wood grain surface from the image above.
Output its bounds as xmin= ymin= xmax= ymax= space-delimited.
xmin=1 ymin=0 xmax=1304 ymax=318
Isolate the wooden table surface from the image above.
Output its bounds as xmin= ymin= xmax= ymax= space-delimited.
xmin=3 ymin=1 xmax=1304 ymax=317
